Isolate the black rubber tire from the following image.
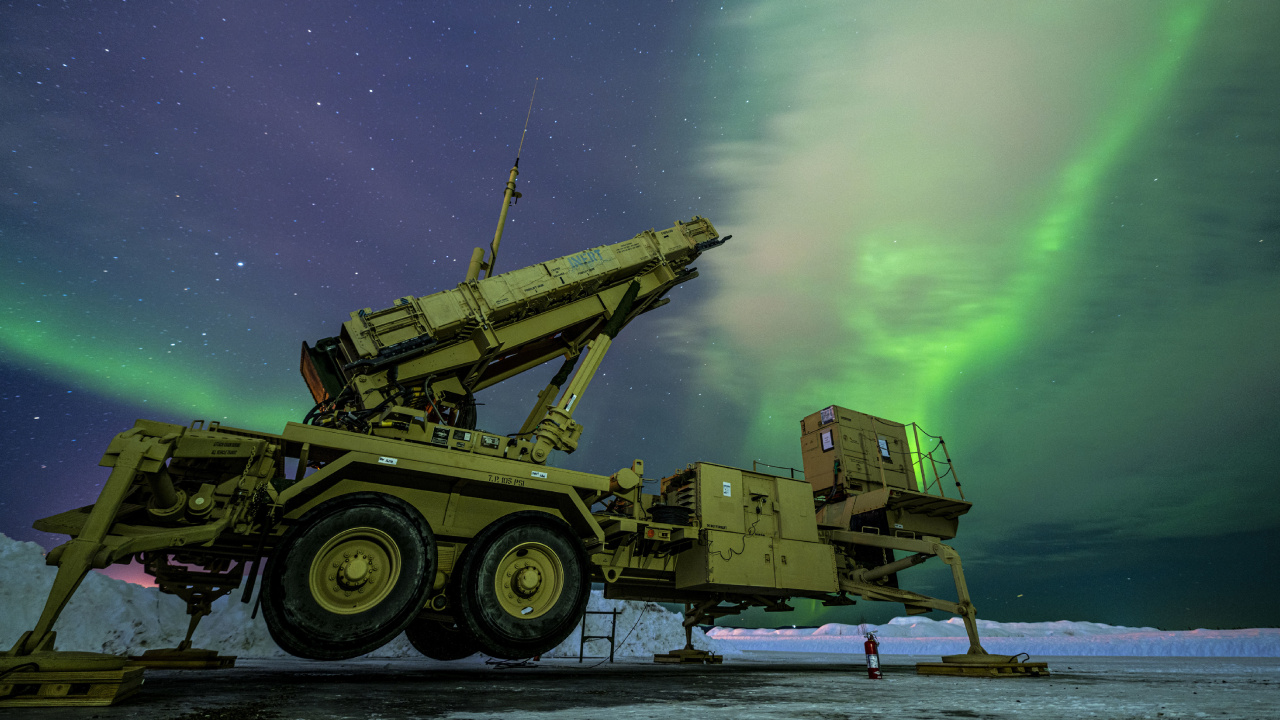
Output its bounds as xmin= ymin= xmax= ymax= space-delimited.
xmin=261 ymin=492 xmax=436 ymax=660
xmin=405 ymin=617 xmax=481 ymax=661
xmin=454 ymin=511 xmax=590 ymax=660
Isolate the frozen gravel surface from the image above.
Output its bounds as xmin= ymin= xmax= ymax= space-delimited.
xmin=2 ymin=653 xmax=1276 ymax=720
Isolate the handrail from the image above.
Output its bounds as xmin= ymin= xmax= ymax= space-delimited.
xmin=751 ymin=460 xmax=804 ymax=479
xmin=904 ymin=422 xmax=964 ymax=501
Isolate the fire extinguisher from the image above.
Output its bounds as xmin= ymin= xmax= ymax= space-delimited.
xmin=864 ymin=631 xmax=883 ymax=679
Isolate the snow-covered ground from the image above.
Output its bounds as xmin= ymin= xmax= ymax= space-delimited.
xmin=4 ymin=532 xmax=1276 ymax=659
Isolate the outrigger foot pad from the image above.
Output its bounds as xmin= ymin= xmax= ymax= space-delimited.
xmin=127 ymin=648 xmax=237 ymax=670
xmin=916 ymin=652 xmax=1049 ymax=677
xmin=0 ymin=652 xmax=144 ymax=707
xmin=653 ymin=648 xmax=723 ymax=664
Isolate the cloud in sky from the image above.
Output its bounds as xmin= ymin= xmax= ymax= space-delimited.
xmin=682 ymin=1 xmax=1280 ymax=546
xmin=695 ymin=0 xmax=1206 ymax=431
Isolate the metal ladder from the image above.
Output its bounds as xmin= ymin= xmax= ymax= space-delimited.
xmin=577 ymin=609 xmax=621 ymax=663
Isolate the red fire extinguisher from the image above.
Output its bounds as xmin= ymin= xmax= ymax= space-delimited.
xmin=864 ymin=631 xmax=883 ymax=679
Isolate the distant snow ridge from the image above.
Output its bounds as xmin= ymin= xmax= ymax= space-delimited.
xmin=0 ymin=533 xmax=728 ymax=659
xmin=708 ymin=616 xmax=1280 ymax=657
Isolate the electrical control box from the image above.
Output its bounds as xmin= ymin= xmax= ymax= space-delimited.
xmin=668 ymin=463 xmax=837 ymax=594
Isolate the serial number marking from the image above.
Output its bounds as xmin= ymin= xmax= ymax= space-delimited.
xmin=486 ymin=474 xmax=526 ymax=487
xmin=530 ymin=470 xmax=548 ymax=479
xmin=378 ymin=456 xmax=398 ymax=466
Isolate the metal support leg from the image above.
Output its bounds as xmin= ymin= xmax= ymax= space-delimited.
xmin=935 ymin=545 xmax=987 ymax=655
xmin=0 ymin=437 xmax=153 ymax=707
xmin=654 ymin=600 xmax=723 ymax=664
xmin=7 ymin=437 xmax=149 ymax=657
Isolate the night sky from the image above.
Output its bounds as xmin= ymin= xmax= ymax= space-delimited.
xmin=3 ymin=2 xmax=1277 ymax=631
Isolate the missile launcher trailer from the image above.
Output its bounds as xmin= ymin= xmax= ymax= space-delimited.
xmin=299 ymin=215 xmax=725 ymax=452
xmin=3 ymin=205 xmax=1045 ymax=707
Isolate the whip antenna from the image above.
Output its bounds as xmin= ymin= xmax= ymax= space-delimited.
xmin=516 ymin=77 xmax=538 ymax=162
xmin=469 ymin=78 xmax=538 ymax=281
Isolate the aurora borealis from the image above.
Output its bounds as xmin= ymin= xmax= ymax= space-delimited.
xmin=3 ymin=2 xmax=1277 ymax=629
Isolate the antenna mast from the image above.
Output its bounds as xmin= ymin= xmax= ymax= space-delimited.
xmin=467 ymin=78 xmax=538 ymax=283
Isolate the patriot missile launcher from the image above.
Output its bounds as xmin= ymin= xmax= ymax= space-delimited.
xmin=3 ymin=162 xmax=1042 ymax=708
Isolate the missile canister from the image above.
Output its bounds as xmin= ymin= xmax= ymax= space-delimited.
xmin=302 ymin=216 xmax=723 ymax=424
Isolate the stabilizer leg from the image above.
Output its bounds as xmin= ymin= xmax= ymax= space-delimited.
xmin=6 ymin=436 xmax=151 ymax=658
xmin=935 ymin=545 xmax=988 ymax=656
xmin=1 ymin=435 xmax=153 ymax=706
xmin=916 ymin=546 xmax=1049 ymax=678
xmin=653 ymin=601 xmax=723 ymax=664
xmin=830 ymin=532 xmax=1050 ymax=678
xmin=127 ymin=555 xmax=241 ymax=669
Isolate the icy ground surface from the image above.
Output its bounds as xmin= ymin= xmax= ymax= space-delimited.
xmin=3 ymin=655 xmax=1279 ymax=720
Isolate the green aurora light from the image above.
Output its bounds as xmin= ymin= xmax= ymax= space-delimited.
xmin=694 ymin=1 xmax=1211 ymax=466
xmin=0 ymin=293 xmax=302 ymax=430
xmin=924 ymin=3 xmax=1208 ymax=426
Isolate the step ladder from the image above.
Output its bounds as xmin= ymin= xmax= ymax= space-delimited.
xmin=578 ymin=609 xmax=621 ymax=663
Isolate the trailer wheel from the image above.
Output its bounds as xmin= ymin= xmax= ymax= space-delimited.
xmin=454 ymin=511 xmax=589 ymax=659
xmin=262 ymin=492 xmax=435 ymax=660
xmin=405 ymin=617 xmax=481 ymax=661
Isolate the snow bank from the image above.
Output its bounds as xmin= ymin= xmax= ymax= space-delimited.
xmin=708 ymin=616 xmax=1280 ymax=657
xmin=0 ymin=533 xmax=729 ymax=659
xmin=544 ymin=591 xmax=735 ymax=659
xmin=0 ymin=533 xmax=192 ymax=655
xmin=7 ymin=533 xmax=1274 ymax=659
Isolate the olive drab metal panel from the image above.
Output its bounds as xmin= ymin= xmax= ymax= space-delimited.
xmin=800 ymin=406 xmax=919 ymax=494
xmin=692 ymin=464 xmax=745 ymax=534
xmin=672 ymin=464 xmax=838 ymax=594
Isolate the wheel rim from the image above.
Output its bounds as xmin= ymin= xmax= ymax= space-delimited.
xmin=309 ymin=526 xmax=402 ymax=615
xmin=493 ymin=541 xmax=564 ymax=620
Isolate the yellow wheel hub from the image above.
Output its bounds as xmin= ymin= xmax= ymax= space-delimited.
xmin=495 ymin=542 xmax=564 ymax=619
xmin=310 ymin=526 xmax=402 ymax=615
